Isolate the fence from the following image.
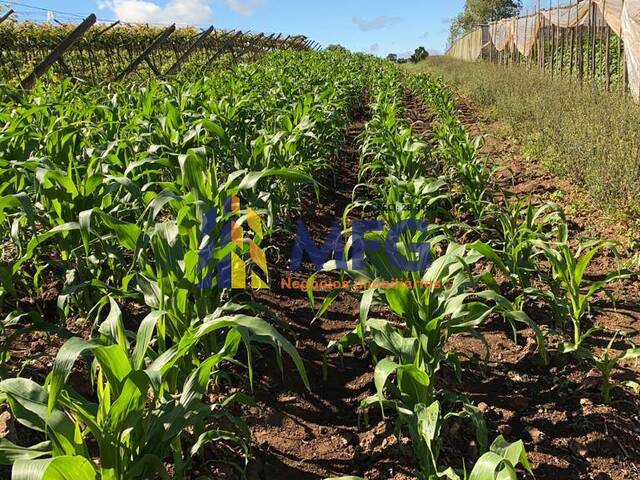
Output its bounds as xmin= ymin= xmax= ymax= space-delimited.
xmin=446 ymin=0 xmax=640 ymax=101
xmin=0 ymin=10 xmax=318 ymax=87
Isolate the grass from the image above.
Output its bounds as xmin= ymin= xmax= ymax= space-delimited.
xmin=405 ymin=57 xmax=640 ymax=219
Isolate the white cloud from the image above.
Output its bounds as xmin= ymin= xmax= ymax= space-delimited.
xmin=352 ymin=15 xmax=402 ymax=32
xmin=225 ymin=0 xmax=266 ymax=16
xmin=99 ymin=0 xmax=213 ymax=25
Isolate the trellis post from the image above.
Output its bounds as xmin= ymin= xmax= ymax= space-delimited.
xmin=113 ymin=23 xmax=175 ymax=81
xmin=202 ymin=30 xmax=243 ymax=69
xmin=97 ymin=20 xmax=120 ymax=37
xmin=0 ymin=9 xmax=14 ymax=25
xmin=21 ymin=13 xmax=97 ymax=89
xmin=165 ymin=25 xmax=214 ymax=76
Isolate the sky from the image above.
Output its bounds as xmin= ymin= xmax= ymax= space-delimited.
xmin=8 ymin=0 xmax=474 ymax=57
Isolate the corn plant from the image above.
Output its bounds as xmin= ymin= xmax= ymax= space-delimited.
xmin=533 ymin=226 xmax=635 ymax=350
xmin=0 ymin=296 xmax=308 ymax=479
xmin=410 ymin=75 xmax=494 ymax=224
xmin=471 ymin=201 xmax=564 ymax=291
xmin=574 ymin=332 xmax=640 ymax=403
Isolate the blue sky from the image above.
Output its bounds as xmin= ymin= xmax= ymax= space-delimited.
xmin=12 ymin=0 xmax=473 ymax=56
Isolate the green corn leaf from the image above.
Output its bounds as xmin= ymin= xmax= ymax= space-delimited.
xmin=397 ymin=364 xmax=431 ymax=408
xmin=0 ymin=438 xmax=51 ymax=465
xmin=469 ymin=452 xmax=517 ymax=480
xmin=47 ymin=337 xmax=97 ymax=414
xmin=12 ymin=455 xmax=96 ymax=480
xmin=190 ymin=315 xmax=310 ymax=390
xmin=93 ymin=344 xmax=133 ymax=397
xmin=374 ymin=357 xmax=399 ymax=415
xmin=359 ymin=288 xmax=375 ymax=340
xmin=0 ymin=379 xmax=79 ymax=457
xmin=190 ymin=429 xmax=248 ymax=458
xmin=98 ymin=297 xmax=127 ymax=348
xmin=236 ymin=168 xmax=316 ymax=191
xmin=106 ymin=371 xmax=150 ymax=433
xmin=132 ymin=311 xmax=165 ymax=370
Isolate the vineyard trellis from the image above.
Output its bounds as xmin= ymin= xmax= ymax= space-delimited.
xmin=0 ymin=10 xmax=317 ymax=86
xmin=446 ymin=0 xmax=640 ymax=101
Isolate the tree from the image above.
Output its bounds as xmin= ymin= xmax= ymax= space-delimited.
xmin=411 ymin=46 xmax=429 ymax=63
xmin=387 ymin=53 xmax=398 ymax=62
xmin=449 ymin=0 xmax=521 ymax=45
xmin=326 ymin=44 xmax=350 ymax=53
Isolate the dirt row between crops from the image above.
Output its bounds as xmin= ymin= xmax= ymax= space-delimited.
xmin=242 ymin=104 xmax=417 ymax=480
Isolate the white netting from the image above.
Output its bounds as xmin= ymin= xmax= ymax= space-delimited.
xmin=514 ymin=13 xmax=540 ymax=56
xmin=447 ymin=0 xmax=640 ymax=100
xmin=489 ymin=18 xmax=514 ymax=51
xmin=447 ymin=28 xmax=484 ymax=61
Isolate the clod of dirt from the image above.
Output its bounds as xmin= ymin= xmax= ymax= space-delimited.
xmin=525 ymin=426 xmax=545 ymax=444
xmin=568 ymin=439 xmax=588 ymax=457
xmin=0 ymin=411 xmax=15 ymax=441
xmin=509 ymin=395 xmax=530 ymax=411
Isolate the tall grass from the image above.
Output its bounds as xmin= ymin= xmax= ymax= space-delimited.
xmin=405 ymin=57 xmax=640 ymax=217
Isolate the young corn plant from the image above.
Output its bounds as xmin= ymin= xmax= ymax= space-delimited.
xmin=411 ymin=75 xmax=495 ymax=225
xmin=573 ymin=332 xmax=640 ymax=403
xmin=0 ymin=297 xmax=308 ymax=479
xmin=533 ymin=225 xmax=635 ymax=351
xmin=329 ymin=434 xmax=533 ymax=480
xmin=470 ymin=200 xmax=565 ymax=291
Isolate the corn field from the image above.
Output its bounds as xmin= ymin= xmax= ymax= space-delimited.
xmin=0 ymin=15 xmax=639 ymax=480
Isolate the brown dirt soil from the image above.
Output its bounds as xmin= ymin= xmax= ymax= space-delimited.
xmin=244 ymin=106 xmax=418 ymax=480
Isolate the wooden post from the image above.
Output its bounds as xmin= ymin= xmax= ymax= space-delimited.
xmin=619 ymin=0 xmax=624 ymax=91
xmin=114 ymin=24 xmax=175 ymax=81
xmin=559 ymin=0 xmax=565 ymax=77
xmin=578 ymin=2 xmax=584 ymax=82
xmin=144 ymin=58 xmax=161 ymax=76
xmin=294 ymin=36 xmax=308 ymax=50
xmin=569 ymin=1 xmax=574 ymax=77
xmin=280 ymin=35 xmax=291 ymax=50
xmin=267 ymin=33 xmax=282 ymax=52
xmin=0 ymin=9 xmax=14 ymax=25
xmin=21 ymin=14 xmax=97 ymax=89
xmin=590 ymin=0 xmax=597 ymax=80
xmin=489 ymin=20 xmax=493 ymax=63
xmin=165 ymin=25 xmax=213 ymax=76
xmin=253 ymin=33 xmax=277 ymax=59
xmin=603 ymin=1 xmax=610 ymax=90
xmin=524 ymin=11 xmax=529 ymax=66
xmin=97 ymin=20 xmax=120 ymax=37
xmin=622 ymin=0 xmax=628 ymax=94
xmin=234 ymin=33 xmax=265 ymax=62
xmin=539 ymin=0 xmax=544 ymax=70
xmin=549 ymin=0 xmax=555 ymax=77
xmin=203 ymin=30 xmax=243 ymax=68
